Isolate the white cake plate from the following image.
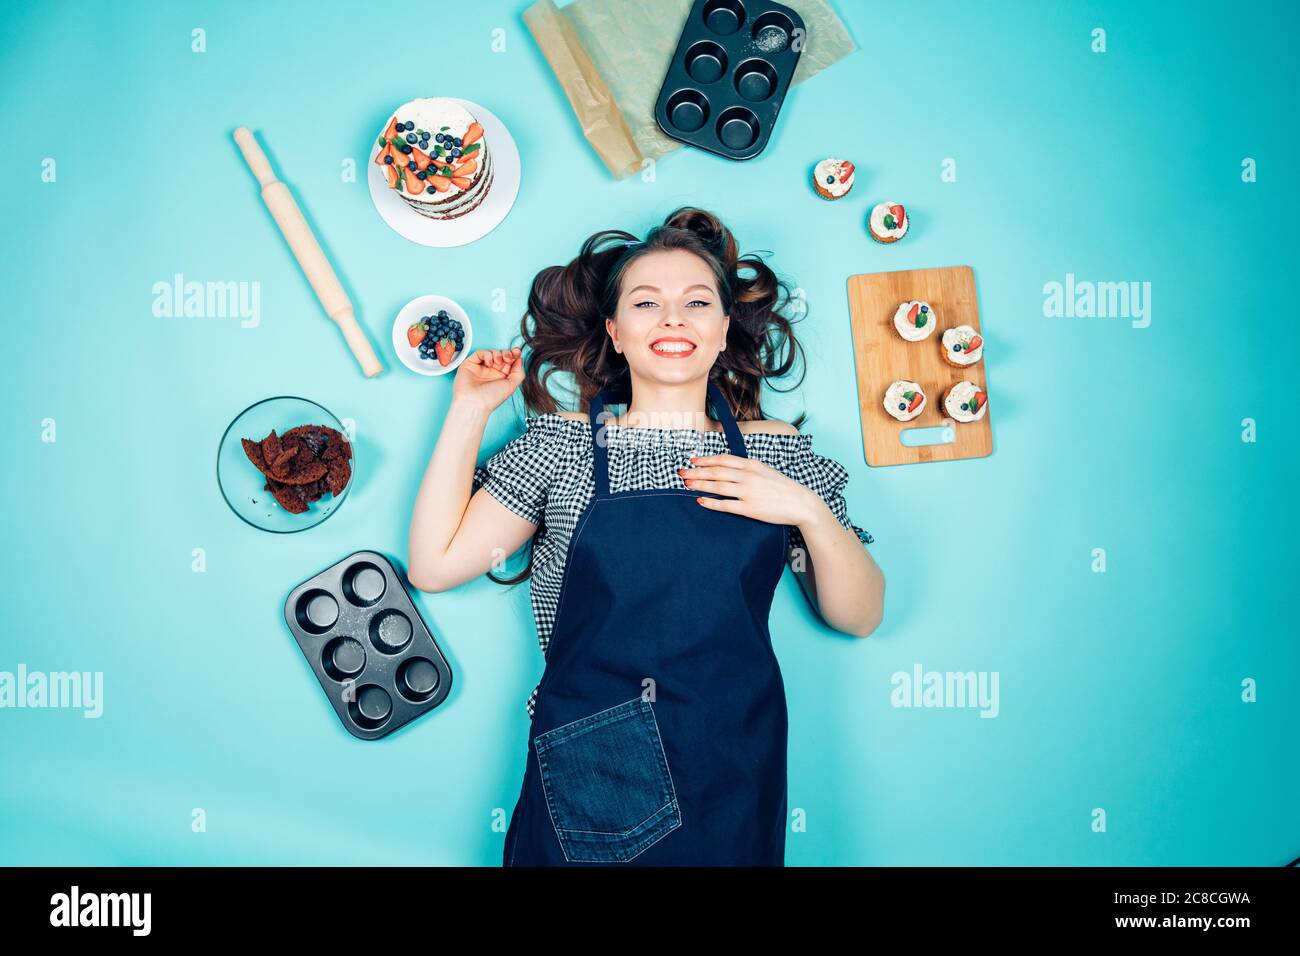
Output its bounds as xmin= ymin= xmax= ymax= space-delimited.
xmin=367 ymin=98 xmax=521 ymax=248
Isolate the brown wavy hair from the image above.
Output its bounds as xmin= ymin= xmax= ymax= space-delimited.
xmin=490 ymin=206 xmax=807 ymax=584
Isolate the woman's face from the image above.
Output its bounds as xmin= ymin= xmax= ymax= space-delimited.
xmin=605 ymin=249 xmax=728 ymax=387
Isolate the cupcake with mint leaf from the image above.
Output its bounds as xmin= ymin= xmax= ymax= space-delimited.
xmin=868 ymin=201 xmax=908 ymax=242
xmin=941 ymin=380 xmax=987 ymax=423
xmin=883 ymin=380 xmax=926 ymax=421
xmin=812 ymin=158 xmax=855 ymax=200
xmin=893 ymin=300 xmax=937 ymax=342
xmin=941 ymin=325 xmax=984 ymax=367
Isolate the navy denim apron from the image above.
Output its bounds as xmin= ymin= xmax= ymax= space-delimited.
xmin=503 ymin=380 xmax=790 ymax=865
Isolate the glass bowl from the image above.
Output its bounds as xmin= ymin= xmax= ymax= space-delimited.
xmin=217 ymin=396 xmax=353 ymax=533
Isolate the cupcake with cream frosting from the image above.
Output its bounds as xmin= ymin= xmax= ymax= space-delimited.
xmin=941 ymin=381 xmax=987 ymax=423
xmin=893 ymin=300 xmax=937 ymax=342
xmin=373 ymin=97 xmax=493 ymax=220
xmin=868 ymin=201 xmax=908 ymax=242
xmin=883 ymin=380 xmax=926 ymax=421
xmin=813 ymin=158 xmax=855 ymax=199
xmin=941 ymin=325 xmax=984 ymax=367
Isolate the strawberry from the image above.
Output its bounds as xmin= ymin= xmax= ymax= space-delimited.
xmin=452 ymin=158 xmax=478 ymax=177
xmin=384 ymin=163 xmax=399 ymax=188
xmin=450 ymin=176 xmax=472 ymax=190
xmin=461 ymin=122 xmax=484 ymax=146
xmin=410 ymin=145 xmax=433 ymax=172
xmin=907 ymin=303 xmax=920 ymax=323
xmin=905 ymin=390 xmax=923 ymax=413
xmin=967 ymin=334 xmax=983 ymax=352
xmin=889 ymin=204 xmax=905 ymax=228
xmin=434 ymin=337 xmax=457 ymax=366
xmin=970 ymin=391 xmax=984 ymax=411
xmin=402 ymin=168 xmax=425 ymax=194
xmin=407 ymin=322 xmax=427 ymax=348
xmin=838 ymin=161 xmax=855 ymax=183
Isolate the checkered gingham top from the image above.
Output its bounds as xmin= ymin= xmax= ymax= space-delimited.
xmin=471 ymin=412 xmax=874 ymax=718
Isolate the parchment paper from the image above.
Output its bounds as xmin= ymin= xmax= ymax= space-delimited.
xmin=523 ymin=0 xmax=856 ymax=179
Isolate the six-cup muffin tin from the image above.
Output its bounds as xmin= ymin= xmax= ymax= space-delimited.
xmin=284 ymin=550 xmax=452 ymax=740
xmin=655 ymin=0 xmax=806 ymax=160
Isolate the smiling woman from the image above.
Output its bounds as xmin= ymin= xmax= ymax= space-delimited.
xmin=405 ymin=206 xmax=885 ymax=867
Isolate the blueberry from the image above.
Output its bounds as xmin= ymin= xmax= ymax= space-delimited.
xmin=403 ymin=121 xmax=413 ymax=131
xmin=825 ymin=175 xmax=834 ymax=184
xmin=953 ymin=343 xmax=962 ymax=351
xmin=418 ymin=171 xmax=427 ymax=179
xmin=451 ymin=148 xmax=462 ymax=158
xmin=961 ymin=402 xmax=969 ymax=411
xmin=435 ymin=133 xmax=445 ymax=144
xmin=898 ymin=402 xmax=906 ymax=411
xmin=405 ymin=133 xmax=416 ymax=144
xmin=920 ymin=305 xmax=928 ymax=313
xmin=453 ymin=137 xmax=462 ymax=147
xmin=407 ymin=161 xmax=416 ymax=171
xmin=384 ymin=155 xmax=393 ymax=164
xmin=401 ymin=144 xmax=412 ymax=154
xmin=438 ymin=310 xmax=448 ymax=318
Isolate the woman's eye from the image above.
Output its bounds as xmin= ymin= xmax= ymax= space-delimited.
xmin=633 ymin=301 xmax=659 ymax=309
xmin=687 ymin=300 xmax=711 ymax=307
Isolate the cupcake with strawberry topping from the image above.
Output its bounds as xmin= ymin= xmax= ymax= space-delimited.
xmin=373 ymin=97 xmax=492 ymax=220
xmin=813 ymin=158 xmax=855 ymax=200
xmin=941 ymin=325 xmax=984 ymax=366
xmin=893 ymin=300 xmax=937 ymax=342
xmin=941 ymin=381 xmax=987 ymax=423
xmin=868 ymin=201 xmax=908 ymax=243
xmin=883 ymin=380 xmax=926 ymax=421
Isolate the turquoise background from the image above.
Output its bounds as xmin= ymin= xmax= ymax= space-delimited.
xmin=1 ymin=0 xmax=1295 ymax=866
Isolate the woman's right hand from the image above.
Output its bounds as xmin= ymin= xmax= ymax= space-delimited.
xmin=410 ymin=345 xmax=535 ymax=593
xmin=452 ymin=346 xmax=524 ymax=413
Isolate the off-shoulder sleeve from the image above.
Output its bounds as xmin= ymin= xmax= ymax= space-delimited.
xmin=764 ymin=438 xmax=873 ymax=562
xmin=471 ymin=415 xmax=570 ymax=524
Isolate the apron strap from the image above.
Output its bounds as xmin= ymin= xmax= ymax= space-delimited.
xmin=590 ymin=380 xmax=749 ymax=498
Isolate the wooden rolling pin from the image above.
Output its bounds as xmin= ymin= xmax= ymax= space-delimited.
xmin=234 ymin=127 xmax=383 ymax=378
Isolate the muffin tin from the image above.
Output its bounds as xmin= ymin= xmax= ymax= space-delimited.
xmin=655 ymin=0 xmax=805 ymax=160
xmin=284 ymin=550 xmax=452 ymax=740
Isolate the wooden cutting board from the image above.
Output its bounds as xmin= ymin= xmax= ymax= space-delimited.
xmin=847 ymin=266 xmax=993 ymax=467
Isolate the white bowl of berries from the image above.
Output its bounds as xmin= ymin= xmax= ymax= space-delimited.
xmin=392 ymin=294 xmax=472 ymax=376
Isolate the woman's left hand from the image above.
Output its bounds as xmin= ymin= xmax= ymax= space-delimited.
xmin=680 ymin=453 xmax=824 ymax=526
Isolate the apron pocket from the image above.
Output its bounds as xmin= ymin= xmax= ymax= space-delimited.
xmin=533 ymin=696 xmax=681 ymax=863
